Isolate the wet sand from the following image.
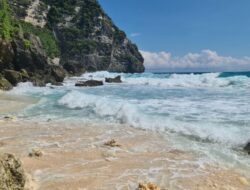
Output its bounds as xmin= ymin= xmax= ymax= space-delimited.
xmin=0 ymin=118 xmax=250 ymax=190
xmin=0 ymin=92 xmax=37 ymax=114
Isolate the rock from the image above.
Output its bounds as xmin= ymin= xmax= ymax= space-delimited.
xmin=50 ymin=66 xmax=66 ymax=83
xmin=51 ymin=82 xmax=63 ymax=86
xmin=104 ymin=139 xmax=121 ymax=147
xmin=44 ymin=0 xmax=144 ymax=74
xmin=3 ymin=116 xmax=15 ymax=121
xmin=0 ymin=76 xmax=13 ymax=91
xmin=0 ymin=153 xmax=26 ymax=190
xmin=238 ymin=177 xmax=249 ymax=185
xmin=244 ymin=142 xmax=250 ymax=154
xmin=75 ymin=80 xmax=103 ymax=87
xmin=62 ymin=61 xmax=86 ymax=76
xmin=137 ymin=182 xmax=161 ymax=190
xmin=20 ymin=69 xmax=29 ymax=82
xmin=28 ymin=148 xmax=43 ymax=158
xmin=105 ymin=76 xmax=122 ymax=83
xmin=4 ymin=70 xmax=22 ymax=86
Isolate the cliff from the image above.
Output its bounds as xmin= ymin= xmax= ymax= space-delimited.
xmin=0 ymin=0 xmax=144 ymax=90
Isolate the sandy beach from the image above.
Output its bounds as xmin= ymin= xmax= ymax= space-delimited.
xmin=0 ymin=100 xmax=250 ymax=190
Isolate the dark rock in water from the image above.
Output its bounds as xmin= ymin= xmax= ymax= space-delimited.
xmin=31 ymin=78 xmax=46 ymax=87
xmin=105 ymin=76 xmax=122 ymax=83
xmin=0 ymin=76 xmax=13 ymax=90
xmin=0 ymin=153 xmax=26 ymax=190
xmin=244 ymin=142 xmax=250 ymax=154
xmin=51 ymin=82 xmax=63 ymax=86
xmin=75 ymin=80 xmax=103 ymax=87
xmin=4 ymin=70 xmax=22 ymax=86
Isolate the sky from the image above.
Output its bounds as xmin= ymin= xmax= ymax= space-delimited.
xmin=99 ymin=0 xmax=250 ymax=72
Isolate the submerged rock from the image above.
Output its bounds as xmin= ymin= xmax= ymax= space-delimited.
xmin=137 ymin=182 xmax=161 ymax=190
xmin=75 ymin=80 xmax=103 ymax=87
xmin=105 ymin=76 xmax=122 ymax=83
xmin=244 ymin=142 xmax=250 ymax=154
xmin=0 ymin=153 xmax=26 ymax=190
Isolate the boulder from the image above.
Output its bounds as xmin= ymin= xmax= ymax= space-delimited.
xmin=244 ymin=142 xmax=250 ymax=154
xmin=0 ymin=153 xmax=26 ymax=190
xmin=4 ymin=70 xmax=22 ymax=86
xmin=50 ymin=66 xmax=66 ymax=83
xmin=0 ymin=76 xmax=13 ymax=91
xmin=105 ymin=76 xmax=122 ymax=83
xmin=75 ymin=80 xmax=103 ymax=87
xmin=20 ymin=69 xmax=29 ymax=82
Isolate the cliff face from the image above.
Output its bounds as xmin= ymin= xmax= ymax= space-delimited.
xmin=12 ymin=0 xmax=144 ymax=73
xmin=0 ymin=0 xmax=144 ymax=89
xmin=44 ymin=0 xmax=145 ymax=74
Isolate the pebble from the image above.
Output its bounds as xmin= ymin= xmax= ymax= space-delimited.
xmin=238 ymin=177 xmax=249 ymax=185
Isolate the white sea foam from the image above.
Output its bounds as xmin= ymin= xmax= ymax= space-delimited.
xmin=58 ymin=90 xmax=250 ymax=148
xmin=72 ymin=71 xmax=250 ymax=88
xmin=6 ymin=71 xmax=250 ymax=168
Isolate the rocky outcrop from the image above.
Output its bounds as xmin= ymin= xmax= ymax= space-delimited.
xmin=244 ymin=142 xmax=250 ymax=154
xmin=0 ymin=76 xmax=13 ymax=90
xmin=4 ymin=70 xmax=22 ymax=86
xmin=105 ymin=76 xmax=122 ymax=83
xmin=21 ymin=0 xmax=145 ymax=74
xmin=75 ymin=80 xmax=103 ymax=87
xmin=0 ymin=34 xmax=66 ymax=88
xmin=0 ymin=0 xmax=144 ymax=91
xmin=0 ymin=153 xmax=26 ymax=190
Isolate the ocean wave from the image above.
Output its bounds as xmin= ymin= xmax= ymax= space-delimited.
xmin=58 ymin=91 xmax=250 ymax=148
xmin=219 ymin=71 xmax=250 ymax=78
xmin=58 ymin=91 xmax=141 ymax=126
xmin=72 ymin=71 xmax=250 ymax=88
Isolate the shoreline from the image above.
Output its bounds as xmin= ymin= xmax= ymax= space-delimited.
xmin=0 ymin=91 xmax=38 ymax=114
xmin=0 ymin=118 xmax=250 ymax=189
xmin=0 ymin=93 xmax=250 ymax=189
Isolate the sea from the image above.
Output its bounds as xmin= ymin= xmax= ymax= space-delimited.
xmin=5 ymin=71 xmax=250 ymax=172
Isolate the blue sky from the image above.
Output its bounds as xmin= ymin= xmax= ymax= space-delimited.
xmin=99 ymin=0 xmax=250 ymax=71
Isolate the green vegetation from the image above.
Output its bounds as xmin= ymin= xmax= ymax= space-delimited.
xmin=23 ymin=39 xmax=31 ymax=49
xmin=20 ymin=21 xmax=60 ymax=58
xmin=0 ymin=0 xmax=13 ymax=40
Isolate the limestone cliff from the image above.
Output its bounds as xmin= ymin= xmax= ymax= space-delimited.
xmin=0 ymin=0 xmax=144 ymax=89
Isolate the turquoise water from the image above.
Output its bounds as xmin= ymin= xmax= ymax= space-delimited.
xmin=7 ymin=71 xmax=250 ymax=170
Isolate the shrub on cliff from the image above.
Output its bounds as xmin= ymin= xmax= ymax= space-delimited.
xmin=0 ymin=0 xmax=13 ymax=40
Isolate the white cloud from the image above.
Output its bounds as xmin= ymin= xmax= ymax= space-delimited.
xmin=130 ymin=33 xmax=141 ymax=37
xmin=140 ymin=49 xmax=250 ymax=71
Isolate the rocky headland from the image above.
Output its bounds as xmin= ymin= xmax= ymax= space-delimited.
xmin=0 ymin=0 xmax=144 ymax=90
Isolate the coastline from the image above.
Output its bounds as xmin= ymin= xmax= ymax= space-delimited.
xmin=0 ymin=116 xmax=250 ymax=189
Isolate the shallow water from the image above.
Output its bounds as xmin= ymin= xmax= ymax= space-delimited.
xmin=5 ymin=71 xmax=250 ymax=173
